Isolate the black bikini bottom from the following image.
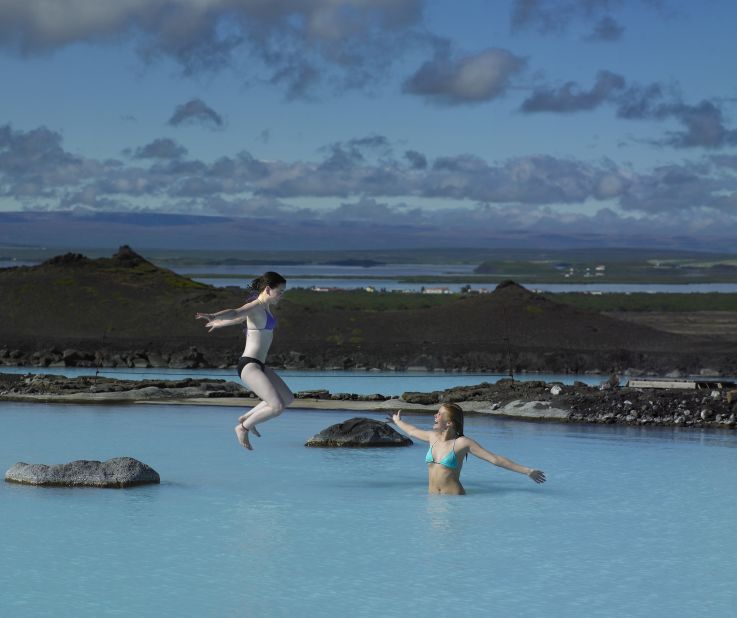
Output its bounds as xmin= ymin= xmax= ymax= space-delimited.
xmin=237 ymin=356 xmax=265 ymax=375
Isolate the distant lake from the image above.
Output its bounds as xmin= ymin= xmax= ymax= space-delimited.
xmin=6 ymin=259 xmax=737 ymax=293
xmin=188 ymin=273 xmax=737 ymax=294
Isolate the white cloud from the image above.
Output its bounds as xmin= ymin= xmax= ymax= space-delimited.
xmin=403 ymin=47 xmax=526 ymax=105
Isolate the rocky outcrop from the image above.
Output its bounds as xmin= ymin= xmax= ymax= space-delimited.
xmin=407 ymin=378 xmax=737 ymax=428
xmin=305 ymin=417 xmax=413 ymax=447
xmin=0 ymin=374 xmax=249 ymax=401
xmin=4 ymin=457 xmax=160 ymax=488
xmin=2 ymin=374 xmax=736 ymax=429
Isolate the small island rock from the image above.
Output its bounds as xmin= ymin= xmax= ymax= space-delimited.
xmin=4 ymin=457 xmax=160 ymax=488
xmin=305 ymin=417 xmax=413 ymax=448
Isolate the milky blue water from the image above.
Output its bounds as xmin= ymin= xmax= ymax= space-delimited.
xmin=1 ymin=402 xmax=736 ymax=617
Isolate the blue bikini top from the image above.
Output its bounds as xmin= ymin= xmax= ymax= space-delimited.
xmin=425 ymin=439 xmax=458 ymax=469
xmin=245 ymin=308 xmax=276 ymax=332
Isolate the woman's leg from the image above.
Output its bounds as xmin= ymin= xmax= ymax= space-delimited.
xmin=234 ymin=364 xmax=287 ymax=449
xmin=240 ymin=367 xmax=294 ymax=427
xmin=242 ymin=366 xmax=293 ymax=427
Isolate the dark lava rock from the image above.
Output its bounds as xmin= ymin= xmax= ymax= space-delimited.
xmin=305 ymin=417 xmax=413 ymax=448
xmin=4 ymin=457 xmax=160 ymax=488
xmin=402 ymin=391 xmax=440 ymax=405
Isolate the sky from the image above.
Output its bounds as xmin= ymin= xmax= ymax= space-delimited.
xmin=1 ymin=0 xmax=736 ymax=251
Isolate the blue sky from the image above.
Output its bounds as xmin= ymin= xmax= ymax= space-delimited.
xmin=1 ymin=0 xmax=736 ymax=250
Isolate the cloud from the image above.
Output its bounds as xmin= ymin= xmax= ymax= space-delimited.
xmin=510 ymin=0 xmax=665 ymax=35
xmin=3 ymin=123 xmax=737 ymax=227
xmin=168 ymin=99 xmax=223 ymax=128
xmin=710 ymin=155 xmax=737 ymax=173
xmin=655 ymin=101 xmax=737 ymax=149
xmin=616 ymin=161 xmax=737 ymax=213
xmin=403 ymin=47 xmax=526 ymax=105
xmin=521 ymin=70 xmax=626 ymax=112
xmin=521 ymin=71 xmax=737 ymax=149
xmin=0 ymin=124 xmax=102 ymax=198
xmin=0 ymin=0 xmax=428 ymax=98
xmin=405 ymin=150 xmax=428 ymax=170
xmin=133 ymin=138 xmax=188 ymax=159
xmin=585 ymin=16 xmax=625 ymax=41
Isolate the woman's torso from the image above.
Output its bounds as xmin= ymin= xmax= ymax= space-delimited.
xmin=426 ymin=437 xmax=466 ymax=495
xmin=242 ymin=307 xmax=276 ymax=362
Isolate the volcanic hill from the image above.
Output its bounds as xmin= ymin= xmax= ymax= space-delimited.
xmin=0 ymin=247 xmax=732 ymax=374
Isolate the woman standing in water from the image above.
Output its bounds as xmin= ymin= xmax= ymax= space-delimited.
xmin=195 ymin=272 xmax=293 ymax=451
xmin=388 ymin=403 xmax=546 ymax=494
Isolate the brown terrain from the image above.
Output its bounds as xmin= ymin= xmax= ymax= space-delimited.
xmin=0 ymin=246 xmax=735 ymax=375
xmin=606 ymin=311 xmax=737 ymax=341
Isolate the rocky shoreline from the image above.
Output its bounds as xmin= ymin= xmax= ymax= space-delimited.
xmin=1 ymin=373 xmax=735 ymax=429
xmin=1 ymin=345 xmax=732 ymax=380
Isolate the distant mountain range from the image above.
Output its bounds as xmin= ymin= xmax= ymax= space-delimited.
xmin=2 ymin=210 xmax=736 ymax=253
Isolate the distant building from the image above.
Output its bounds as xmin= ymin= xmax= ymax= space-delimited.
xmin=422 ymin=287 xmax=451 ymax=294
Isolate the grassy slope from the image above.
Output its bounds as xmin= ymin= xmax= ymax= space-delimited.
xmin=1 ymin=249 xmax=731 ymax=363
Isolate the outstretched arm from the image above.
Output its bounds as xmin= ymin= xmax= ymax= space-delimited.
xmin=385 ymin=411 xmax=435 ymax=443
xmin=195 ymin=298 xmax=262 ymax=332
xmin=463 ymin=438 xmax=546 ymax=484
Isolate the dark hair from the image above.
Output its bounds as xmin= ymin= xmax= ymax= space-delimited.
xmin=249 ymin=271 xmax=287 ymax=293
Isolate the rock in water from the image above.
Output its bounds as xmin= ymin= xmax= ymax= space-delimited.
xmin=305 ymin=417 xmax=413 ymax=448
xmin=4 ymin=457 xmax=160 ymax=488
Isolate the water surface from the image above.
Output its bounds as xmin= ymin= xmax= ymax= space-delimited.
xmin=1 ymin=402 xmax=735 ymax=617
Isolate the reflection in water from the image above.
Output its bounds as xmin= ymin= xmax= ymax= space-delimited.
xmin=426 ymin=496 xmax=455 ymax=531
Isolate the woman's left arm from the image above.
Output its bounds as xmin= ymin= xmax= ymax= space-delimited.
xmin=462 ymin=438 xmax=546 ymax=484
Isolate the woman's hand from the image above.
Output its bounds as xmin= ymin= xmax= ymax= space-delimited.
xmin=195 ymin=313 xmax=220 ymax=332
xmin=385 ymin=410 xmax=402 ymax=424
xmin=528 ymin=469 xmax=546 ymax=484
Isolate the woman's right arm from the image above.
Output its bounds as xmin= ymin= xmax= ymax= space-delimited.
xmin=386 ymin=411 xmax=435 ymax=442
xmin=195 ymin=298 xmax=262 ymax=331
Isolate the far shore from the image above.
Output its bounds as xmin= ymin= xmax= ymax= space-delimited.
xmin=0 ymin=392 xmax=569 ymax=420
xmin=3 ymin=373 xmax=735 ymax=428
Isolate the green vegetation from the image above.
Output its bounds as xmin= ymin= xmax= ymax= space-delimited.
xmin=161 ymin=273 xmax=208 ymax=289
xmin=548 ymin=292 xmax=737 ymax=312
xmin=52 ymin=277 xmax=77 ymax=286
xmin=473 ymin=256 xmax=737 ymax=283
xmin=282 ymin=289 xmax=737 ymax=313
xmin=283 ymin=289 xmax=455 ymax=311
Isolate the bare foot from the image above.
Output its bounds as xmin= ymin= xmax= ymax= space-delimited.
xmin=237 ymin=413 xmax=261 ymax=437
xmin=234 ymin=423 xmax=253 ymax=450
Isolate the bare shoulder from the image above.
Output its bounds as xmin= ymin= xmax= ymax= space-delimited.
xmin=415 ymin=428 xmax=440 ymax=443
xmin=456 ymin=435 xmax=485 ymax=454
xmin=237 ymin=298 xmax=263 ymax=315
xmin=456 ymin=435 xmax=476 ymax=449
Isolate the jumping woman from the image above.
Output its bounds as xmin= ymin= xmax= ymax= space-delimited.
xmin=388 ymin=403 xmax=546 ymax=494
xmin=195 ymin=272 xmax=293 ymax=451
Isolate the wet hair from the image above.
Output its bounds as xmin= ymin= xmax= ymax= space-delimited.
xmin=249 ymin=271 xmax=287 ymax=294
xmin=440 ymin=402 xmax=464 ymax=437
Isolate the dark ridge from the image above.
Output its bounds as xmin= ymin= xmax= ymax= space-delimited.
xmin=111 ymin=245 xmax=148 ymax=268
xmin=41 ymin=252 xmax=90 ymax=266
xmin=494 ymin=279 xmax=524 ymax=291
